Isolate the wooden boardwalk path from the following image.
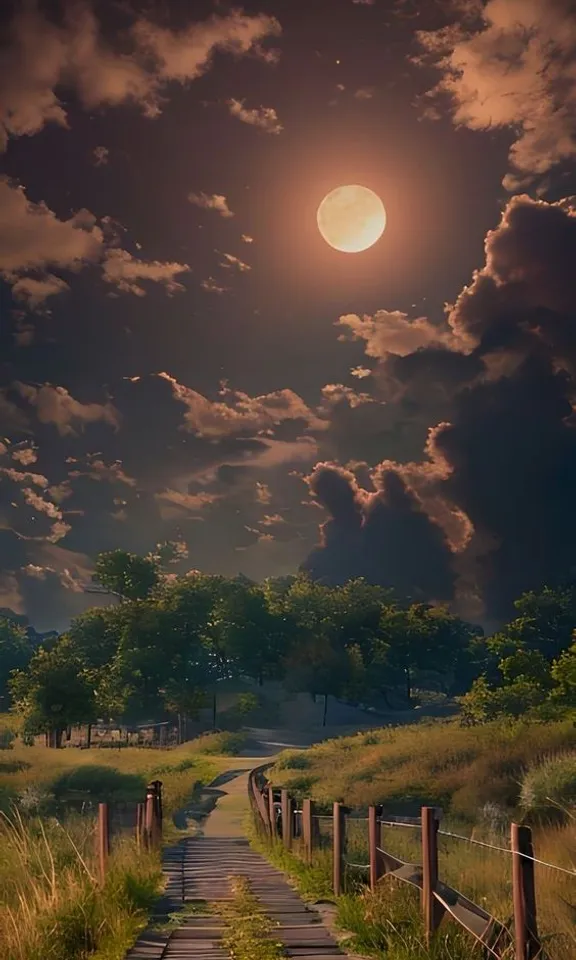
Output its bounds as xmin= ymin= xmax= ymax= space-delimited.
xmin=126 ymin=768 xmax=346 ymax=960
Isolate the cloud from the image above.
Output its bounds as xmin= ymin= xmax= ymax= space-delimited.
xmin=14 ymin=382 xmax=120 ymax=436
xmin=101 ymin=249 xmax=190 ymax=297
xmin=0 ymin=178 xmax=190 ymax=306
xmin=314 ymin=193 xmax=576 ymax=620
xmin=133 ymin=9 xmax=281 ymax=82
xmin=226 ymin=98 xmax=283 ymax=134
xmin=12 ymin=446 xmax=37 ymax=466
xmin=337 ymin=309 xmax=458 ymax=358
xmin=92 ymin=145 xmax=109 ymax=166
xmin=0 ymin=4 xmax=281 ymax=150
xmin=9 ymin=273 xmax=70 ymax=308
xmin=201 ymin=277 xmax=228 ymax=294
xmin=0 ymin=178 xmax=103 ymax=274
xmin=354 ymin=87 xmax=374 ymax=99
xmin=158 ymin=373 xmax=326 ymax=438
xmin=415 ymin=0 xmax=576 ymax=188
xmin=241 ymin=234 xmax=254 ymax=243
xmin=188 ymin=192 xmax=234 ymax=217
xmin=219 ymin=252 xmax=251 ymax=272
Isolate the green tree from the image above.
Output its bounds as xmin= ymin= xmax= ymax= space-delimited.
xmin=212 ymin=581 xmax=296 ymax=685
xmin=0 ymin=617 xmax=34 ymax=708
xmin=10 ymin=637 xmax=97 ymax=747
xmin=94 ymin=549 xmax=159 ymax=600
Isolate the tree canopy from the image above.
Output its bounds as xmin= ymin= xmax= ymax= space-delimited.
xmin=9 ymin=550 xmax=576 ymax=743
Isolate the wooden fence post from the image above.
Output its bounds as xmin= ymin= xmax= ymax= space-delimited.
xmin=96 ymin=802 xmax=110 ymax=883
xmin=145 ymin=780 xmax=163 ymax=848
xmin=267 ymin=787 xmax=276 ymax=838
xmin=281 ymin=789 xmax=293 ymax=849
xmin=421 ymin=806 xmax=440 ymax=943
xmin=511 ymin=823 xmax=540 ymax=960
xmin=302 ymin=798 xmax=315 ymax=862
xmin=368 ymin=805 xmax=382 ymax=892
xmin=136 ymin=802 xmax=144 ymax=848
xmin=333 ymin=802 xmax=346 ymax=897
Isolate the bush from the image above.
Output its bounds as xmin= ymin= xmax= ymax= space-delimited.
xmin=192 ymin=731 xmax=247 ymax=755
xmin=51 ymin=765 xmax=146 ymax=801
xmin=0 ymin=727 xmax=15 ymax=750
xmin=520 ymin=753 xmax=576 ymax=820
xmin=275 ymin=750 xmax=310 ymax=771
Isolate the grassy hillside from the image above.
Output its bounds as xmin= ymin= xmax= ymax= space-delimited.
xmin=267 ymin=718 xmax=576 ymax=960
xmin=270 ymin=717 xmax=575 ymax=820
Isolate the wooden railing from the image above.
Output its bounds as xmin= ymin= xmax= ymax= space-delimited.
xmin=251 ymin=785 xmax=549 ymax=960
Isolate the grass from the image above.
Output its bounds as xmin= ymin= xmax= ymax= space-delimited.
xmin=217 ymin=875 xmax=286 ymax=960
xmin=0 ymin=810 xmax=162 ymax=960
xmin=265 ymin=719 xmax=576 ymax=960
xmin=249 ymin=827 xmax=473 ymax=960
xmin=0 ymin=735 xmax=220 ymax=816
xmin=269 ymin=717 xmax=576 ymax=820
xmin=0 ymin=729 xmax=237 ymax=960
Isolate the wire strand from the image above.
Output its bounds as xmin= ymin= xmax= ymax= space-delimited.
xmin=436 ymin=829 xmax=576 ymax=877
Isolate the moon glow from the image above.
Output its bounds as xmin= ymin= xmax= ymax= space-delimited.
xmin=317 ymin=185 xmax=386 ymax=253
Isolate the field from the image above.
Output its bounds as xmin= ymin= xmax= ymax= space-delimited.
xmin=270 ymin=717 xmax=576 ymax=818
xmin=267 ymin=718 xmax=576 ymax=960
xmin=0 ymin=728 xmax=245 ymax=960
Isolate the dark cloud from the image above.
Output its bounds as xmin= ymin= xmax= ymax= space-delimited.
xmin=302 ymin=195 xmax=576 ymax=620
xmin=302 ymin=461 xmax=455 ymax=601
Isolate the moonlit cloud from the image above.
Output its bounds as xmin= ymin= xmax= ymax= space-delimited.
xmin=201 ymin=277 xmax=228 ymax=294
xmin=92 ymin=145 xmax=109 ymax=166
xmin=337 ymin=310 xmax=458 ymax=358
xmin=188 ymin=192 xmax=234 ymax=217
xmin=0 ymin=5 xmax=281 ymax=150
xmin=354 ymin=87 xmax=374 ymax=99
xmin=226 ymin=98 xmax=283 ymax=134
xmin=101 ymin=249 xmax=190 ymax=297
xmin=241 ymin=234 xmax=254 ymax=243
xmin=219 ymin=252 xmax=251 ymax=272
xmin=0 ymin=179 xmax=103 ymax=274
xmin=14 ymin=382 xmax=120 ymax=436
xmin=158 ymin=373 xmax=326 ymax=439
xmin=415 ymin=0 xmax=576 ymax=188
xmin=9 ymin=273 xmax=70 ymax=309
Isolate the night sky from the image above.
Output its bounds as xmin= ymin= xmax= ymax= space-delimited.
xmin=1 ymin=0 xmax=576 ymax=630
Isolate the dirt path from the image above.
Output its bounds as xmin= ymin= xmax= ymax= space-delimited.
xmin=125 ymin=741 xmax=349 ymax=960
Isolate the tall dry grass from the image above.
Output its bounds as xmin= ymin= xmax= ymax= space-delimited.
xmin=0 ymin=810 xmax=161 ymax=960
xmin=270 ymin=719 xmax=576 ymax=959
xmin=272 ymin=718 xmax=576 ymax=818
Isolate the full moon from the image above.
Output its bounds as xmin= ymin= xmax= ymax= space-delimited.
xmin=317 ymin=184 xmax=386 ymax=253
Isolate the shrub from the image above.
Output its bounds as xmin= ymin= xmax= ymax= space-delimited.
xmin=192 ymin=731 xmax=247 ymax=755
xmin=275 ymin=751 xmax=310 ymax=771
xmin=520 ymin=753 xmax=576 ymax=820
xmin=51 ymin=765 xmax=146 ymax=801
xmin=0 ymin=727 xmax=15 ymax=750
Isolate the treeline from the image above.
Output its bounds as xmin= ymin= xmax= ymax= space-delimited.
xmin=2 ymin=550 xmax=575 ymax=744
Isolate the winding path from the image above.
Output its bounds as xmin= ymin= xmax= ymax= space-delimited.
xmin=125 ymin=742 xmax=347 ymax=960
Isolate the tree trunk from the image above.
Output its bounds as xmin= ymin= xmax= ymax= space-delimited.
xmin=212 ymin=692 xmax=217 ymax=730
xmin=86 ymin=723 xmax=92 ymax=748
xmin=66 ymin=726 xmax=72 ymax=742
xmin=405 ymin=667 xmax=412 ymax=704
xmin=322 ymin=693 xmax=328 ymax=727
xmin=177 ymin=713 xmax=182 ymax=745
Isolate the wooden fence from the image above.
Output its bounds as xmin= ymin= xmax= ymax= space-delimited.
xmin=250 ymin=780 xmax=546 ymax=960
xmin=94 ymin=779 xmax=163 ymax=882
